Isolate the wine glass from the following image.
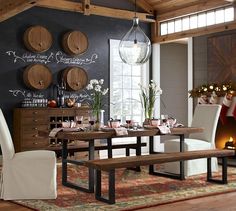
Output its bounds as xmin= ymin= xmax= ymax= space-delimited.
xmin=76 ymin=115 xmax=83 ymax=128
xmin=88 ymin=116 xmax=95 ymax=130
xmin=126 ymin=119 xmax=132 ymax=129
xmin=76 ymin=115 xmax=83 ymax=124
xmin=161 ymin=114 xmax=168 ymax=126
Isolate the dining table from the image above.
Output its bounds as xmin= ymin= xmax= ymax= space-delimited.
xmin=39 ymin=126 xmax=204 ymax=193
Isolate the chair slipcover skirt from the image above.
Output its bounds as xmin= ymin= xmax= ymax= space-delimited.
xmin=164 ymin=105 xmax=221 ymax=177
xmin=0 ymin=150 xmax=57 ymax=200
xmin=164 ymin=139 xmax=218 ymax=176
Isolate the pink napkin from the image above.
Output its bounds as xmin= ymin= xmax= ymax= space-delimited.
xmin=114 ymin=127 xmax=128 ymax=136
xmin=157 ymin=125 xmax=171 ymax=134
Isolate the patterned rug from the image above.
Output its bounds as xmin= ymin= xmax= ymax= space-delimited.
xmin=15 ymin=164 xmax=236 ymax=211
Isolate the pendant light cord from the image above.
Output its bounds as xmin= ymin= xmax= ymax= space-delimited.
xmin=134 ymin=0 xmax=137 ymax=43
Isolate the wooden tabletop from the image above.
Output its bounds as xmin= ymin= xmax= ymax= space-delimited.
xmin=38 ymin=127 xmax=204 ymax=141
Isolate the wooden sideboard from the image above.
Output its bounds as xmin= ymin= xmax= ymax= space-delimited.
xmin=13 ymin=107 xmax=91 ymax=154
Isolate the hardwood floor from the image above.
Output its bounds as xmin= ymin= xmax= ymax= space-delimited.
xmin=138 ymin=192 xmax=236 ymax=211
xmin=0 ymin=200 xmax=33 ymax=211
xmin=1 ymin=192 xmax=236 ymax=211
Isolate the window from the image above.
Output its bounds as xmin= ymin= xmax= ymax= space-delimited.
xmin=109 ymin=39 xmax=149 ymax=124
xmin=206 ymin=11 xmax=215 ymax=26
xmin=190 ymin=15 xmax=197 ymax=29
xmin=102 ymin=39 xmax=149 ymax=158
xmin=198 ymin=13 xmax=206 ymax=27
xmin=167 ymin=21 xmax=175 ymax=34
xmin=160 ymin=6 xmax=234 ymax=35
xmin=175 ymin=19 xmax=182 ymax=32
xmin=182 ymin=17 xmax=190 ymax=30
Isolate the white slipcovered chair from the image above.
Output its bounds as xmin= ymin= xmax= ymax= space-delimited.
xmin=0 ymin=109 xmax=57 ymax=200
xmin=164 ymin=104 xmax=221 ymax=177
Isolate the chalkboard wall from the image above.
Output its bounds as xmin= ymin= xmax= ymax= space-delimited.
xmin=0 ymin=6 xmax=150 ymax=132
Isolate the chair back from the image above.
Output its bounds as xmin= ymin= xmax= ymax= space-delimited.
xmin=189 ymin=105 xmax=221 ymax=146
xmin=0 ymin=109 xmax=15 ymax=160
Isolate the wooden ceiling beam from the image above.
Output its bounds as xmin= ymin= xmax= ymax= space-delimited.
xmin=37 ymin=0 xmax=83 ymax=13
xmin=156 ymin=0 xmax=233 ymax=22
xmin=82 ymin=0 xmax=91 ymax=16
xmin=129 ymin=0 xmax=154 ymax=14
xmin=0 ymin=0 xmax=38 ymax=22
xmin=152 ymin=21 xmax=236 ymax=43
xmin=37 ymin=0 xmax=155 ymax=22
xmin=89 ymin=4 xmax=155 ymax=22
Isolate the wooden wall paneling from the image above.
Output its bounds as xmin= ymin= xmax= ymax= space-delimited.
xmin=0 ymin=0 xmax=38 ymax=22
xmin=207 ymin=34 xmax=236 ymax=83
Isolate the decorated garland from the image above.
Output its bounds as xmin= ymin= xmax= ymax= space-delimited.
xmin=189 ymin=81 xmax=236 ymax=125
xmin=189 ymin=81 xmax=236 ymax=98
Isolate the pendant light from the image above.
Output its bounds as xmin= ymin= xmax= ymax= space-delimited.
xmin=119 ymin=0 xmax=151 ymax=65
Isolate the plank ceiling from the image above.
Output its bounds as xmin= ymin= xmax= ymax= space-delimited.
xmin=0 ymin=0 xmax=235 ymax=42
xmin=144 ymin=0 xmax=233 ymax=19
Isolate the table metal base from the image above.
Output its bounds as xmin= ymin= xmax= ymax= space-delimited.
xmin=62 ymin=139 xmax=95 ymax=193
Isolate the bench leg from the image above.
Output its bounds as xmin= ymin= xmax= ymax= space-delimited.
xmin=149 ymin=135 xmax=185 ymax=181
xmin=207 ymin=157 xmax=228 ymax=184
xmin=95 ymin=169 xmax=115 ymax=204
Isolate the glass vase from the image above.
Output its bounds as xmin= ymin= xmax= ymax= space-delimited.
xmin=93 ymin=109 xmax=104 ymax=131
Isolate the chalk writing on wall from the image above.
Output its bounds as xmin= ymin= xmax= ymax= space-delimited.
xmin=9 ymin=89 xmax=87 ymax=100
xmin=9 ymin=89 xmax=44 ymax=98
xmin=6 ymin=51 xmax=98 ymax=65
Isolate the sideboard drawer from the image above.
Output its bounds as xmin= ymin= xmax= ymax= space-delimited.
xmin=20 ymin=109 xmax=48 ymax=117
xmin=21 ymin=125 xmax=49 ymax=132
xmin=13 ymin=107 xmax=91 ymax=153
xmin=22 ymin=117 xmax=49 ymax=125
xmin=21 ymin=138 xmax=49 ymax=150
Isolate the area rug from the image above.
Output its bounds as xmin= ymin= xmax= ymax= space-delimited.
xmin=15 ymin=164 xmax=236 ymax=211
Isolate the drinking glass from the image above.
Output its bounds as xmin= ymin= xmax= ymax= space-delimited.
xmin=76 ymin=115 xmax=83 ymax=125
xmin=161 ymin=114 xmax=168 ymax=126
xmin=88 ymin=116 xmax=95 ymax=130
xmin=133 ymin=122 xmax=138 ymax=130
xmin=126 ymin=119 xmax=132 ymax=129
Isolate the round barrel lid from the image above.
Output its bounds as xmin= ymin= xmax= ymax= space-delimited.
xmin=23 ymin=25 xmax=53 ymax=53
xmin=23 ymin=64 xmax=52 ymax=90
xmin=63 ymin=66 xmax=88 ymax=91
xmin=62 ymin=30 xmax=88 ymax=55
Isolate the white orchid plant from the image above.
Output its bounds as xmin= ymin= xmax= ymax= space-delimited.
xmin=139 ymin=80 xmax=162 ymax=119
xmin=86 ymin=79 xmax=109 ymax=121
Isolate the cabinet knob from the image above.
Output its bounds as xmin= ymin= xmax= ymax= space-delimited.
xmin=33 ymin=134 xmax=38 ymax=137
xmin=34 ymin=127 xmax=38 ymax=130
xmin=33 ymin=111 xmax=38 ymax=114
xmin=33 ymin=142 xmax=38 ymax=145
xmin=33 ymin=119 xmax=38 ymax=122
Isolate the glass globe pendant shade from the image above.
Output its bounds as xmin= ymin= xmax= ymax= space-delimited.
xmin=119 ymin=17 xmax=151 ymax=65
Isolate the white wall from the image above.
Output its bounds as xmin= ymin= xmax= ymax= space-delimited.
xmin=160 ymin=43 xmax=188 ymax=126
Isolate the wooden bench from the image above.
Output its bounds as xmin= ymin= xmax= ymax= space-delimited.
xmin=85 ymin=149 xmax=235 ymax=204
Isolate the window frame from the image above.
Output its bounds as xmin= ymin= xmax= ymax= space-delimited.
xmin=109 ymin=39 xmax=149 ymax=124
